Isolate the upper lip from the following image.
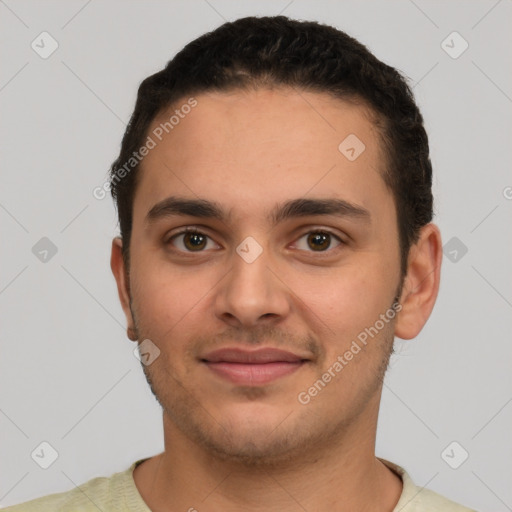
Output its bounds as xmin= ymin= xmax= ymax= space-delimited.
xmin=201 ymin=348 xmax=307 ymax=364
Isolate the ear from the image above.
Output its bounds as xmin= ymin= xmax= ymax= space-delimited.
xmin=110 ymin=237 xmax=137 ymax=341
xmin=394 ymin=223 xmax=442 ymax=340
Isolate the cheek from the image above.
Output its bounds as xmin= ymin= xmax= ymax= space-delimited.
xmin=293 ymin=263 xmax=393 ymax=325
xmin=130 ymin=262 xmax=212 ymax=341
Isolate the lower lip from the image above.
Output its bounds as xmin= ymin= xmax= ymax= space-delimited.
xmin=204 ymin=361 xmax=304 ymax=385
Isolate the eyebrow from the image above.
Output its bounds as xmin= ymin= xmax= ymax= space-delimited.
xmin=145 ymin=196 xmax=371 ymax=226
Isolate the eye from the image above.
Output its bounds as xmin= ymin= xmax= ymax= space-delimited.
xmin=168 ymin=229 xmax=219 ymax=252
xmin=294 ymin=230 xmax=343 ymax=252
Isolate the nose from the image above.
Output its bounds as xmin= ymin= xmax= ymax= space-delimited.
xmin=213 ymin=243 xmax=291 ymax=329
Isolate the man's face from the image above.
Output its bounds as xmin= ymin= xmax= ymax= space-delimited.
xmin=122 ymin=88 xmax=403 ymax=464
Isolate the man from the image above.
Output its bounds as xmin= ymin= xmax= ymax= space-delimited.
xmin=5 ymin=15 xmax=476 ymax=512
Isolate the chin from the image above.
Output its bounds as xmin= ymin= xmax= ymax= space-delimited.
xmin=197 ymin=425 xmax=310 ymax=467
xmin=172 ymin=399 xmax=329 ymax=468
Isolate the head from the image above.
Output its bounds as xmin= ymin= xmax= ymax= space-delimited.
xmin=110 ymin=16 xmax=441 ymax=466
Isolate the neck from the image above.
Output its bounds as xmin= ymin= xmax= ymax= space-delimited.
xmin=134 ymin=393 xmax=402 ymax=511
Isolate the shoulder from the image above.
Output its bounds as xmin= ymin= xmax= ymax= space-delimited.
xmin=2 ymin=474 xmax=120 ymax=512
xmin=1 ymin=461 xmax=148 ymax=512
xmin=379 ymin=459 xmax=478 ymax=512
xmin=404 ymin=485 xmax=478 ymax=511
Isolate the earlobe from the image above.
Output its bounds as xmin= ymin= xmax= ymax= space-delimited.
xmin=110 ymin=238 xmax=138 ymax=341
xmin=394 ymin=223 xmax=442 ymax=340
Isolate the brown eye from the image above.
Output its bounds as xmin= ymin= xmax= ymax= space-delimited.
xmin=183 ymin=232 xmax=207 ymax=251
xmin=307 ymin=232 xmax=331 ymax=251
xmin=169 ymin=230 xmax=219 ymax=252
xmin=294 ymin=230 xmax=342 ymax=253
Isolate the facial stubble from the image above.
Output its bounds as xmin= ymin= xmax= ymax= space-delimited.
xmin=128 ymin=295 xmax=398 ymax=468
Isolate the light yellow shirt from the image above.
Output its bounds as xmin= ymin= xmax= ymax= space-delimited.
xmin=2 ymin=458 xmax=477 ymax=511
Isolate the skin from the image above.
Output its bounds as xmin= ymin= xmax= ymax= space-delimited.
xmin=111 ymin=87 xmax=442 ymax=511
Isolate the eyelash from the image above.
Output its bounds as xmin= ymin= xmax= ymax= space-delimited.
xmin=166 ymin=227 xmax=345 ymax=255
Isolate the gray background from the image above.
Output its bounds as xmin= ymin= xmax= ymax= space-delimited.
xmin=1 ymin=0 xmax=511 ymax=510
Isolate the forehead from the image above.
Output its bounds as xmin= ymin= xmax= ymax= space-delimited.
xmin=134 ymin=87 xmax=393 ymax=225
